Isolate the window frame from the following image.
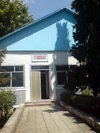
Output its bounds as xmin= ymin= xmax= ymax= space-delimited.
xmin=0 ymin=65 xmax=24 ymax=88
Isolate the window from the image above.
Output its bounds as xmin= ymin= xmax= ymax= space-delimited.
xmin=31 ymin=66 xmax=49 ymax=70
xmin=57 ymin=72 xmax=67 ymax=85
xmin=12 ymin=73 xmax=23 ymax=87
xmin=0 ymin=73 xmax=10 ymax=87
xmin=0 ymin=66 xmax=24 ymax=87
xmin=1 ymin=66 xmax=14 ymax=72
xmin=15 ymin=66 xmax=23 ymax=71
xmin=56 ymin=66 xmax=68 ymax=71
xmin=69 ymin=65 xmax=77 ymax=70
xmin=56 ymin=65 xmax=68 ymax=85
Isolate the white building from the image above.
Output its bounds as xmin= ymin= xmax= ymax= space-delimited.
xmin=0 ymin=8 xmax=77 ymax=104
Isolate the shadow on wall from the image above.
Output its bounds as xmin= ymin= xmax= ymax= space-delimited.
xmin=49 ymin=22 xmax=69 ymax=99
xmin=0 ymin=10 xmax=75 ymax=49
xmin=0 ymin=14 xmax=63 ymax=48
xmin=0 ymin=11 xmax=71 ymax=49
xmin=55 ymin=22 xmax=70 ymax=51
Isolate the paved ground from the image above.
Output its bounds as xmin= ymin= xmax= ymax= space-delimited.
xmin=15 ymin=104 xmax=97 ymax=133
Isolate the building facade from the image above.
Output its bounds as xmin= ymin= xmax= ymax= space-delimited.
xmin=0 ymin=8 xmax=77 ymax=104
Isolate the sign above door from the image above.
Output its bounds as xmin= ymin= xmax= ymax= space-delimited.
xmin=31 ymin=54 xmax=48 ymax=62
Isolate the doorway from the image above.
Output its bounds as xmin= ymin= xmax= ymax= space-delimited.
xmin=32 ymin=70 xmax=49 ymax=100
xmin=41 ymin=71 xmax=49 ymax=99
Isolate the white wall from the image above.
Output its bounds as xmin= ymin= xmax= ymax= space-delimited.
xmin=1 ymin=51 xmax=78 ymax=102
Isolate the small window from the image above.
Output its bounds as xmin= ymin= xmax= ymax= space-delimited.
xmin=1 ymin=66 xmax=14 ymax=72
xmin=31 ymin=66 xmax=49 ymax=70
xmin=69 ymin=65 xmax=77 ymax=70
xmin=56 ymin=65 xmax=68 ymax=71
xmin=57 ymin=72 xmax=67 ymax=85
xmin=12 ymin=73 xmax=23 ymax=87
xmin=56 ymin=65 xmax=68 ymax=86
xmin=15 ymin=66 xmax=23 ymax=71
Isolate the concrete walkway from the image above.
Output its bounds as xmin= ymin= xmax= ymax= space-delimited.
xmin=15 ymin=104 xmax=97 ymax=133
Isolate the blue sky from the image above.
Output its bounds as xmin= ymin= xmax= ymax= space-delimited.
xmin=22 ymin=0 xmax=73 ymax=20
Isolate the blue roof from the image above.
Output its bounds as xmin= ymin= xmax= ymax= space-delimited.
xmin=0 ymin=7 xmax=76 ymax=51
xmin=0 ymin=8 xmax=75 ymax=41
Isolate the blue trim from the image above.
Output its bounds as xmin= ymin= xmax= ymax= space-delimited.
xmin=0 ymin=8 xmax=76 ymax=41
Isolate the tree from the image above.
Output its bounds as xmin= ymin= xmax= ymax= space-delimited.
xmin=0 ymin=0 xmax=34 ymax=37
xmin=64 ymin=65 xmax=88 ymax=92
xmin=0 ymin=47 xmax=11 ymax=86
xmin=0 ymin=47 xmax=6 ymax=65
xmin=71 ymin=0 xmax=100 ymax=96
xmin=0 ymin=89 xmax=16 ymax=128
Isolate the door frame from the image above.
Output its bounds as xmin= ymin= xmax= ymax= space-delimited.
xmin=30 ymin=66 xmax=49 ymax=100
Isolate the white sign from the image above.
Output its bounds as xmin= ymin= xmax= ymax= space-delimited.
xmin=32 ymin=54 xmax=48 ymax=62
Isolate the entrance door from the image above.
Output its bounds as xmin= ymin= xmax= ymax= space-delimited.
xmin=41 ymin=71 xmax=49 ymax=99
xmin=32 ymin=71 xmax=41 ymax=100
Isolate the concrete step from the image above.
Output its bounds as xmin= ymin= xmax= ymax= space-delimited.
xmin=25 ymin=99 xmax=56 ymax=107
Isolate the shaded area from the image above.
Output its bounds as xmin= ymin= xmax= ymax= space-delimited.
xmin=49 ymin=23 xmax=70 ymax=99
xmin=43 ymin=104 xmax=98 ymax=133
xmin=55 ymin=22 xmax=70 ymax=50
xmin=61 ymin=93 xmax=100 ymax=119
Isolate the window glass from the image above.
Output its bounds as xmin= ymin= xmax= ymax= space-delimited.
xmin=0 ymin=73 xmax=10 ymax=87
xmin=15 ymin=66 xmax=23 ymax=71
xmin=56 ymin=65 xmax=68 ymax=71
xmin=31 ymin=66 xmax=49 ymax=70
xmin=57 ymin=72 xmax=67 ymax=85
xmin=0 ymin=66 xmax=24 ymax=87
xmin=12 ymin=73 xmax=23 ymax=87
xmin=69 ymin=65 xmax=77 ymax=70
xmin=1 ymin=66 xmax=14 ymax=72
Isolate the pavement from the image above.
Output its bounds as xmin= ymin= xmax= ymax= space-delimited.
xmin=14 ymin=104 xmax=97 ymax=133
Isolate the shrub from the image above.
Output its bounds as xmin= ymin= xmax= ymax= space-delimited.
xmin=0 ymin=89 xmax=16 ymax=128
xmin=82 ymin=86 xmax=93 ymax=96
xmin=61 ymin=93 xmax=100 ymax=119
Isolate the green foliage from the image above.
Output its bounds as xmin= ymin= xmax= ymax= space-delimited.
xmin=0 ymin=89 xmax=16 ymax=128
xmin=0 ymin=47 xmax=11 ymax=87
xmin=0 ymin=89 xmax=16 ymax=116
xmin=71 ymin=0 xmax=100 ymax=96
xmin=64 ymin=70 xmax=77 ymax=91
xmin=64 ymin=66 xmax=88 ymax=91
xmin=0 ymin=73 xmax=11 ymax=87
xmin=0 ymin=0 xmax=34 ymax=37
xmin=82 ymin=86 xmax=93 ymax=96
xmin=0 ymin=48 xmax=16 ymax=127
xmin=61 ymin=93 xmax=100 ymax=118
xmin=0 ymin=47 xmax=7 ymax=65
